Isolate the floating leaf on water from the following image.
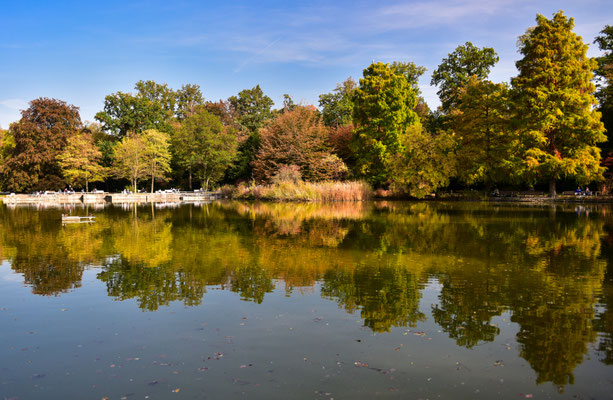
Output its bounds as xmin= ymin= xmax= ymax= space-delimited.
xmin=172 ymin=388 xmax=180 ymax=393
xmin=147 ymin=380 xmax=158 ymax=386
xmin=354 ymin=362 xmax=369 ymax=367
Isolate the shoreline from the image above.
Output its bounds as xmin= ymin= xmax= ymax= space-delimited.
xmin=1 ymin=191 xmax=223 ymax=205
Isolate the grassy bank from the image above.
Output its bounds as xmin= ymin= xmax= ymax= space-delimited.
xmin=225 ymin=181 xmax=372 ymax=201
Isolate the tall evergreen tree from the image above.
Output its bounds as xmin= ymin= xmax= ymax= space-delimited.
xmin=594 ymin=25 xmax=613 ymax=154
xmin=512 ymin=11 xmax=606 ymax=196
xmin=351 ymin=62 xmax=419 ymax=187
xmin=452 ymin=77 xmax=515 ymax=189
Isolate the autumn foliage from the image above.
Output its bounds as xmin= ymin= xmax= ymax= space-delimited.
xmin=254 ymin=106 xmax=347 ymax=182
xmin=2 ymin=98 xmax=82 ymax=191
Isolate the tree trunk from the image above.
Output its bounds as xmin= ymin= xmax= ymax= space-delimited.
xmin=151 ymin=173 xmax=154 ymax=194
xmin=85 ymin=179 xmax=89 ymax=193
xmin=189 ymin=167 xmax=192 ymax=191
xmin=549 ymin=178 xmax=556 ymax=197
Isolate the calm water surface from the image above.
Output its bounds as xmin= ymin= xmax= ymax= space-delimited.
xmin=0 ymin=201 xmax=612 ymax=399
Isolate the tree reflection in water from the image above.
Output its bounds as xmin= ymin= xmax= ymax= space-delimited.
xmin=0 ymin=201 xmax=611 ymax=389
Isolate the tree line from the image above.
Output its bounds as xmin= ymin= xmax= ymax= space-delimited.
xmin=0 ymin=11 xmax=611 ymax=197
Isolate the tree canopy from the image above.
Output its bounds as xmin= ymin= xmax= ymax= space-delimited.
xmin=452 ymin=77 xmax=515 ymax=188
xmin=254 ymin=106 xmax=346 ymax=182
xmin=351 ymin=62 xmax=419 ymax=187
xmin=95 ymin=91 xmax=171 ymax=137
xmin=594 ymin=25 xmax=613 ymax=153
xmin=318 ymin=77 xmax=357 ymax=127
xmin=113 ymin=133 xmax=148 ymax=191
xmin=2 ymin=98 xmax=82 ymax=191
xmin=431 ymin=42 xmax=499 ymax=112
xmin=174 ymin=109 xmax=237 ymax=191
xmin=57 ymin=132 xmax=106 ymax=191
xmin=142 ymin=129 xmax=171 ymax=193
xmin=512 ymin=11 xmax=606 ymax=195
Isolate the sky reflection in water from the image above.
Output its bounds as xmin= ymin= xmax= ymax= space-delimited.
xmin=0 ymin=201 xmax=612 ymax=399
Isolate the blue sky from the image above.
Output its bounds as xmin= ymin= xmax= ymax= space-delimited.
xmin=1 ymin=0 xmax=612 ymax=128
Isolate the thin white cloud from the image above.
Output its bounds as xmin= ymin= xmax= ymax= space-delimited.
xmin=0 ymin=99 xmax=27 ymax=128
xmin=373 ymin=0 xmax=513 ymax=30
xmin=0 ymin=99 xmax=28 ymax=111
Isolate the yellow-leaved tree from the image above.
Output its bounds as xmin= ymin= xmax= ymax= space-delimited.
xmin=57 ymin=132 xmax=107 ymax=192
xmin=512 ymin=11 xmax=606 ymax=196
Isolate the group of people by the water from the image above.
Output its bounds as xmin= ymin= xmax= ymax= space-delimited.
xmin=575 ymin=187 xmax=592 ymax=196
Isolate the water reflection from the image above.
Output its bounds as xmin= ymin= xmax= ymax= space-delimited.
xmin=0 ymin=201 xmax=612 ymax=390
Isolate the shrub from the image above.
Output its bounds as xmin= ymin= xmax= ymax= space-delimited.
xmin=271 ymin=164 xmax=302 ymax=184
xmin=232 ymin=180 xmax=372 ymax=202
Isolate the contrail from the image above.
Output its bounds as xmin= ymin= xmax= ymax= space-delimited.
xmin=234 ymin=37 xmax=282 ymax=73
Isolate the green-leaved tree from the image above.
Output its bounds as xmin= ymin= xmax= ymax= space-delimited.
xmin=174 ymin=109 xmax=237 ymax=191
xmin=318 ymin=77 xmax=357 ymax=127
xmin=351 ymin=62 xmax=419 ymax=187
xmin=452 ymin=77 xmax=515 ymax=189
xmin=113 ymin=134 xmax=148 ymax=192
xmin=431 ymin=42 xmax=499 ymax=113
xmin=142 ymin=129 xmax=171 ymax=193
xmin=512 ymin=11 xmax=606 ymax=196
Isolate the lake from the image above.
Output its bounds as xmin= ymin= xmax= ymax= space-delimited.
xmin=0 ymin=201 xmax=612 ymax=399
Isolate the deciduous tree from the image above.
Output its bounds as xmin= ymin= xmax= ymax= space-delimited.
xmin=318 ymin=77 xmax=356 ymax=127
xmin=512 ymin=11 xmax=606 ymax=196
xmin=57 ymin=132 xmax=107 ymax=191
xmin=254 ymin=106 xmax=345 ymax=182
xmin=174 ymin=109 xmax=237 ymax=191
xmin=389 ymin=125 xmax=457 ymax=198
xmin=142 ymin=129 xmax=171 ymax=193
xmin=228 ymin=85 xmax=274 ymax=134
xmin=135 ymin=80 xmax=176 ymax=113
xmin=176 ymin=84 xmax=204 ymax=120
xmin=431 ymin=42 xmax=499 ymax=112
xmin=1 ymin=98 xmax=81 ymax=191
xmin=113 ymin=134 xmax=148 ymax=191
xmin=95 ymin=91 xmax=171 ymax=137
xmin=390 ymin=61 xmax=426 ymax=93
xmin=227 ymin=85 xmax=274 ymax=181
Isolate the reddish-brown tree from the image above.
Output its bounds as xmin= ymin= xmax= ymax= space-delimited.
xmin=1 ymin=98 xmax=82 ymax=191
xmin=328 ymin=123 xmax=354 ymax=165
xmin=254 ymin=106 xmax=347 ymax=182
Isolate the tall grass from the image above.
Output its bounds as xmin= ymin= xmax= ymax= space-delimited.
xmin=229 ymin=180 xmax=372 ymax=201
